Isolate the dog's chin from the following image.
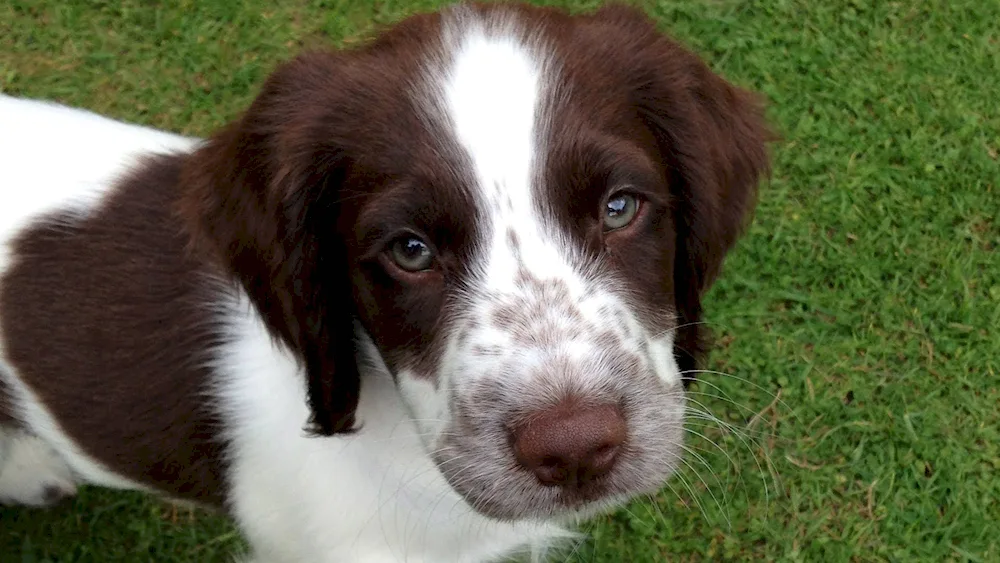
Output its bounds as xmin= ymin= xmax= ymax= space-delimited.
xmin=461 ymin=484 xmax=654 ymax=523
xmin=433 ymin=455 xmax=657 ymax=522
xmin=488 ymin=493 xmax=639 ymax=524
xmin=454 ymin=486 xmax=614 ymax=523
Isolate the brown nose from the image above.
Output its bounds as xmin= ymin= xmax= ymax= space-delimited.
xmin=512 ymin=403 xmax=626 ymax=488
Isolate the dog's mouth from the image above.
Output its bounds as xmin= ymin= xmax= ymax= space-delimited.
xmin=434 ymin=453 xmax=618 ymax=520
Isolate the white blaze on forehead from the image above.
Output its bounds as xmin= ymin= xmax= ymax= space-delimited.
xmin=440 ymin=19 xmax=587 ymax=295
xmin=444 ymin=28 xmax=538 ymax=196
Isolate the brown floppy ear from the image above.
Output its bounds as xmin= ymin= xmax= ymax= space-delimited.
xmin=179 ymin=53 xmax=360 ymax=436
xmin=596 ymin=5 xmax=773 ymax=378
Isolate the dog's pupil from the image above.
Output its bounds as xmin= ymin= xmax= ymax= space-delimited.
xmin=404 ymin=238 xmax=427 ymax=258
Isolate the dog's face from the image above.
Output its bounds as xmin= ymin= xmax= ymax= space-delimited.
xmin=183 ymin=2 xmax=769 ymax=521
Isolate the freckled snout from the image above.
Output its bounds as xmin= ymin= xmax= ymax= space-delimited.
xmin=512 ymin=403 xmax=626 ymax=488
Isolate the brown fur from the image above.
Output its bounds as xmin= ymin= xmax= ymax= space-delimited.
xmin=0 ymin=376 xmax=14 ymax=425
xmin=0 ymin=155 xmax=228 ymax=504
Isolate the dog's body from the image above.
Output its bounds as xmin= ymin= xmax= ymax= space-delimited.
xmin=0 ymin=96 xmax=559 ymax=561
xmin=0 ymin=3 xmax=769 ymax=562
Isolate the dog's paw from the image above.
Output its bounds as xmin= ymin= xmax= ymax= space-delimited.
xmin=0 ymin=428 xmax=77 ymax=507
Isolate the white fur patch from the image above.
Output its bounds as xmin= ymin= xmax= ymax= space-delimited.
xmin=0 ymin=426 xmax=77 ymax=507
xmin=649 ymin=334 xmax=682 ymax=385
xmin=443 ymin=22 xmax=541 ymax=216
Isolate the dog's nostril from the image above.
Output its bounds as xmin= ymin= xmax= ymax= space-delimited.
xmin=535 ymin=465 xmax=567 ymax=486
xmin=512 ymin=402 xmax=626 ymax=488
xmin=540 ymin=456 xmax=563 ymax=469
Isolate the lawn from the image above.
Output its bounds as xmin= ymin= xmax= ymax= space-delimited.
xmin=1 ymin=0 xmax=998 ymax=561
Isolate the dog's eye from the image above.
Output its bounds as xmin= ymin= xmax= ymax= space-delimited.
xmin=389 ymin=235 xmax=434 ymax=272
xmin=603 ymin=192 xmax=639 ymax=231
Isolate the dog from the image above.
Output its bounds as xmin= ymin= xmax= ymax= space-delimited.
xmin=0 ymin=2 xmax=770 ymax=561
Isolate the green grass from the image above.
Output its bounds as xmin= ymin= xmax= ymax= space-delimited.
xmin=2 ymin=0 xmax=998 ymax=561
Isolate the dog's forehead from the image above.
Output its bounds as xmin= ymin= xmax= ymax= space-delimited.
xmin=439 ymin=17 xmax=541 ymax=192
xmin=424 ymin=11 xmax=595 ymax=297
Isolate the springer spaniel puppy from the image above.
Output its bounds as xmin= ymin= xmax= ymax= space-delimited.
xmin=0 ymin=2 xmax=769 ymax=561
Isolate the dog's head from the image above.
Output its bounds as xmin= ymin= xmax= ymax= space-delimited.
xmin=182 ymin=2 xmax=770 ymax=520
